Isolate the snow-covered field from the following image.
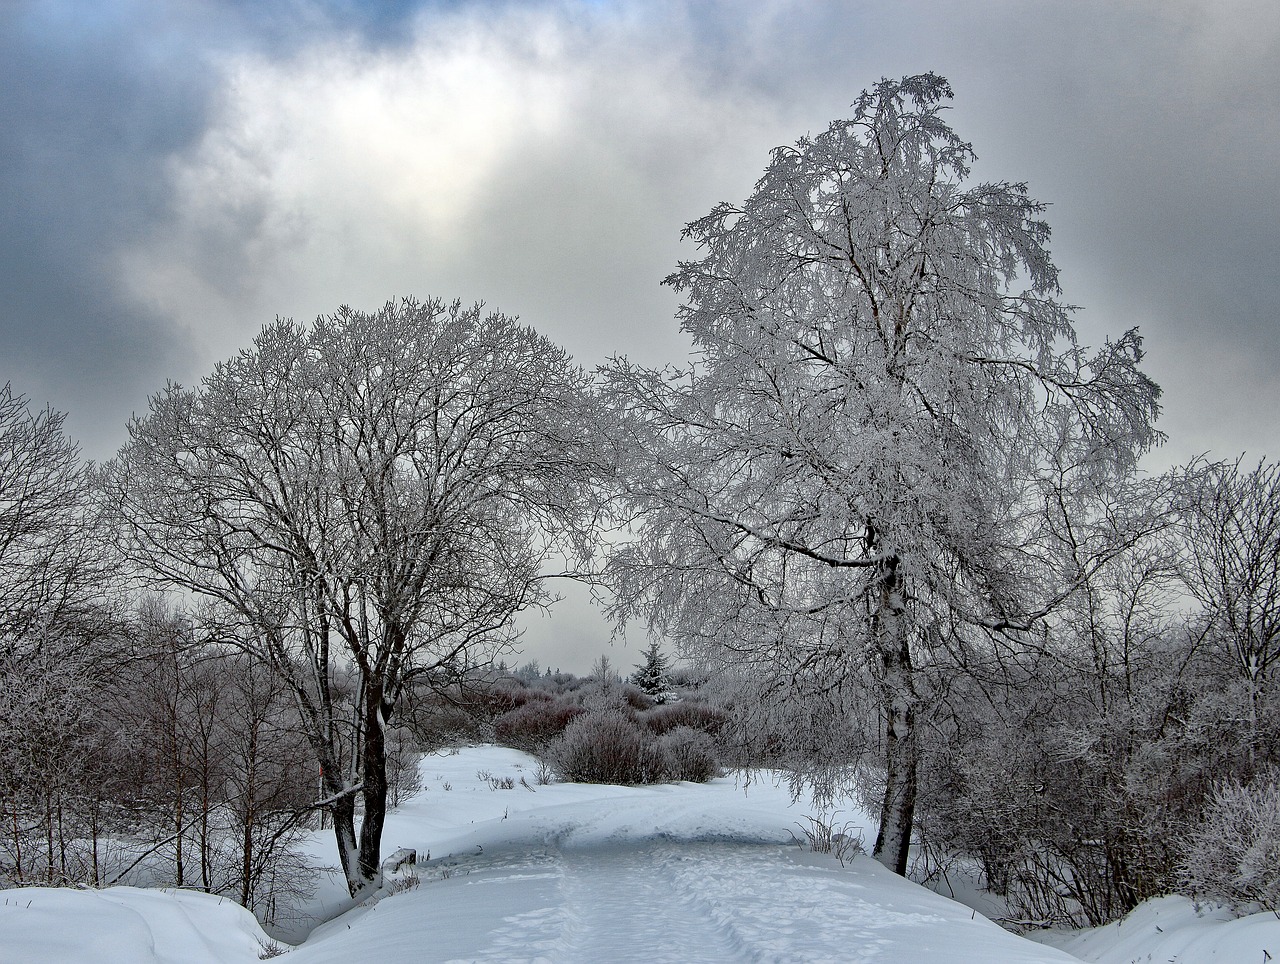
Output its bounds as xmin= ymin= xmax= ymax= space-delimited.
xmin=3 ymin=746 xmax=1278 ymax=963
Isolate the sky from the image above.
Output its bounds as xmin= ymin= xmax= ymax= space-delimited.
xmin=3 ymin=0 xmax=1278 ymax=672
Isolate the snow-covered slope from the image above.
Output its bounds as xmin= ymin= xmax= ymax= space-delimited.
xmin=0 ymin=885 xmax=274 ymax=963
xmin=1035 ymin=894 xmax=1280 ymax=964
xmin=10 ymin=745 xmax=1270 ymax=963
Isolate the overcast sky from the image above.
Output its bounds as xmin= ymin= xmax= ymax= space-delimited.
xmin=3 ymin=0 xmax=1278 ymax=671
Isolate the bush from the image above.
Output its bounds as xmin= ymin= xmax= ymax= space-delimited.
xmin=486 ymin=682 xmax=554 ymax=716
xmin=549 ymin=710 xmax=667 ymax=785
xmin=643 ymin=700 xmax=727 ymax=736
xmin=493 ymin=698 xmax=583 ymax=751
xmin=1179 ymin=774 xmax=1280 ymax=911
xmin=658 ymin=726 xmax=720 ymax=783
xmin=621 ymin=685 xmax=655 ymax=712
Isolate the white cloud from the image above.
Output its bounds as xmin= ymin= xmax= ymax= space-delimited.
xmin=115 ymin=3 xmax=806 ymax=376
xmin=98 ymin=0 xmax=1280 ymax=667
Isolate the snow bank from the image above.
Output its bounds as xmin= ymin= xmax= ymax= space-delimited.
xmin=0 ymin=746 xmax=1098 ymax=961
xmin=10 ymin=745 xmax=1280 ymax=961
xmin=0 ymin=885 xmax=275 ymax=964
xmin=1037 ymin=893 xmax=1280 ymax=963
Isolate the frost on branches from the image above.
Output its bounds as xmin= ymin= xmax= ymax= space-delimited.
xmin=103 ymin=298 xmax=603 ymax=896
xmin=604 ymin=74 xmax=1161 ymax=876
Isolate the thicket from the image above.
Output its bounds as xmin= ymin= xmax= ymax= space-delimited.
xmin=475 ymin=658 xmax=727 ymax=786
xmin=0 ymin=600 xmax=317 ymax=922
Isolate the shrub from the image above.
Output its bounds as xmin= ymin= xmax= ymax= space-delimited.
xmin=622 ymin=684 xmax=655 ymax=712
xmin=643 ymin=700 xmax=728 ymax=736
xmin=493 ymin=698 xmax=583 ymax=751
xmin=549 ymin=710 xmax=667 ymax=785
xmin=486 ymin=682 xmax=554 ymax=716
xmin=1179 ymin=773 xmax=1280 ymax=911
xmin=658 ymin=726 xmax=720 ymax=783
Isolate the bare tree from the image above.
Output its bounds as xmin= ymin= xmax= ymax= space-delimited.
xmin=604 ymin=74 xmax=1161 ymax=875
xmin=1182 ymin=456 xmax=1280 ymax=763
xmin=0 ymin=385 xmax=122 ymax=886
xmin=915 ymin=473 xmax=1197 ymax=925
xmin=0 ymin=383 xmax=107 ymax=650
xmin=102 ymin=298 xmax=603 ymax=895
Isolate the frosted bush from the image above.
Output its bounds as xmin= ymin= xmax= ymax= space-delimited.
xmin=643 ymin=699 xmax=727 ymax=736
xmin=549 ymin=710 xmax=667 ymax=785
xmin=1179 ymin=774 xmax=1280 ymax=911
xmin=658 ymin=726 xmax=720 ymax=783
xmin=493 ymin=698 xmax=582 ymax=751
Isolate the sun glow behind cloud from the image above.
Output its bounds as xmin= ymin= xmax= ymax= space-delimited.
xmin=114 ymin=3 xmax=802 ymax=377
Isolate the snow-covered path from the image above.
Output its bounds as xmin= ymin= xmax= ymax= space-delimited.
xmin=281 ymin=747 xmax=1077 ymax=963
xmin=291 ymin=837 xmax=1078 ymax=964
xmin=553 ymin=842 xmax=748 ymax=961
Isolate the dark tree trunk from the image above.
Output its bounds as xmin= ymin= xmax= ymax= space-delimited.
xmin=356 ymin=680 xmax=388 ymax=886
xmin=332 ymin=792 xmax=361 ymax=896
xmin=871 ymin=555 xmax=919 ymax=876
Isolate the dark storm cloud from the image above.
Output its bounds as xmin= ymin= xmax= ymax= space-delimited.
xmin=0 ymin=0 xmax=435 ymax=459
xmin=940 ymin=0 xmax=1280 ymax=465
xmin=0 ymin=2 xmax=217 ymax=457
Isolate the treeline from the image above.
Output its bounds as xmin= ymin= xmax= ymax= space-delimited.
xmin=4 ymin=369 xmax=1279 ymax=930
xmin=2 ymin=586 xmax=323 ymax=918
xmin=910 ymin=460 xmax=1280 ymax=925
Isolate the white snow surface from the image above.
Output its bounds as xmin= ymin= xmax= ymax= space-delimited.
xmin=4 ymin=745 xmax=1277 ymax=962
xmin=1035 ymin=894 xmax=1280 ymax=963
xmin=0 ymin=885 xmax=271 ymax=963
xmin=287 ymin=746 xmax=1074 ymax=963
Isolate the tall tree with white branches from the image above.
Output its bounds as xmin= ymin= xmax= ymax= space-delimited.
xmin=605 ymin=74 xmax=1162 ymax=875
xmin=103 ymin=298 xmax=604 ymax=895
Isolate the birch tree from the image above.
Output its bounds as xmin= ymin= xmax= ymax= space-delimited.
xmin=103 ymin=297 xmax=602 ymax=895
xmin=605 ymin=74 xmax=1161 ymax=875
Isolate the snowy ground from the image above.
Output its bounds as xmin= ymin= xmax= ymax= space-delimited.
xmin=1034 ymin=895 xmax=1280 ymax=963
xmin=3 ymin=745 xmax=1278 ymax=962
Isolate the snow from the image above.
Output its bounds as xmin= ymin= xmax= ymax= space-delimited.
xmin=0 ymin=885 xmax=274 ymax=963
xmin=283 ymin=746 xmax=1074 ymax=962
xmin=1035 ymin=894 xmax=1280 ymax=964
xmin=4 ymin=745 xmax=1277 ymax=962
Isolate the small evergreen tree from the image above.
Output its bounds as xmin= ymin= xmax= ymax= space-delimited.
xmin=631 ymin=641 xmax=674 ymax=703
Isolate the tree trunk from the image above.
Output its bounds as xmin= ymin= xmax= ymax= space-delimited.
xmin=11 ymin=804 xmax=22 ymax=880
xmin=44 ymin=791 xmax=54 ymax=883
xmin=302 ymin=697 xmax=366 ymax=896
xmin=240 ymin=813 xmax=253 ymax=908
xmin=871 ymin=555 xmax=919 ymax=877
xmin=90 ymin=805 xmax=100 ymax=886
xmin=332 ymin=794 xmax=362 ymax=896
xmin=356 ymin=680 xmax=388 ymax=887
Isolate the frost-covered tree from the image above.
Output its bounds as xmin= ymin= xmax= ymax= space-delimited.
xmin=1183 ymin=457 xmax=1280 ymax=759
xmin=0 ymin=385 xmax=123 ymax=886
xmin=605 ymin=74 xmax=1161 ymax=875
xmin=102 ymin=298 xmax=603 ymax=895
xmin=0 ymin=383 xmax=107 ymax=650
xmin=1180 ymin=773 xmax=1280 ymax=912
xmin=631 ymin=640 xmax=673 ymax=702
